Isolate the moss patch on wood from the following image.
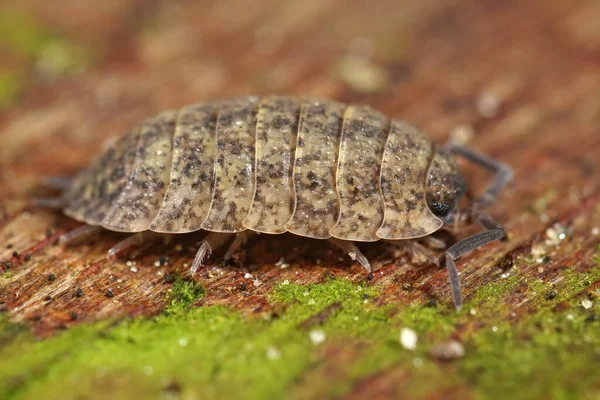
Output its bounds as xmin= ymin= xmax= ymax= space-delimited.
xmin=1 ymin=261 xmax=599 ymax=400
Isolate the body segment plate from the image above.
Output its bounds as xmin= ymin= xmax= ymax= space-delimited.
xmin=330 ymin=105 xmax=388 ymax=242
xmin=150 ymin=103 xmax=218 ymax=233
xmin=243 ymin=96 xmax=300 ymax=233
xmin=64 ymin=129 xmax=139 ymax=225
xmin=284 ymin=100 xmax=345 ymax=239
xmin=201 ymin=97 xmax=259 ymax=232
xmin=377 ymin=121 xmax=442 ymax=239
xmin=101 ymin=111 xmax=176 ymax=232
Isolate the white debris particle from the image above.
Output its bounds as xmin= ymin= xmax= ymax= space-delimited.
xmin=267 ymin=346 xmax=281 ymax=360
xmin=281 ymin=279 xmax=290 ymax=286
xmin=157 ymin=271 xmax=163 ymax=277
xmin=244 ymin=273 xmax=253 ymax=279
xmin=309 ymin=329 xmax=326 ymax=345
xmin=253 ymin=279 xmax=262 ymax=287
xmin=469 ymin=308 xmax=477 ymax=316
xmin=130 ymin=266 xmax=138 ymax=272
xmin=143 ymin=365 xmax=153 ymax=375
xmin=400 ymin=328 xmax=418 ymax=351
xmin=492 ymin=326 xmax=498 ymax=332
xmin=449 ymin=124 xmax=475 ymax=145
xmin=567 ymin=314 xmax=574 ymax=320
xmin=501 ymin=273 xmax=510 ymax=278
xmin=275 ymin=257 xmax=289 ymax=269
xmin=156 ymin=150 xmax=163 ymax=156
xmin=592 ymin=227 xmax=599 ymax=236
xmin=154 ymin=260 xmax=161 ymax=267
xmin=348 ymin=251 xmax=357 ymax=261
xmin=178 ymin=337 xmax=188 ymax=347
xmin=429 ymin=340 xmax=465 ymax=361
xmin=354 ymin=316 xmax=359 ymax=321
xmin=126 ymin=261 xmax=133 ymax=267
xmin=303 ymin=291 xmax=310 ymax=296
xmin=308 ymin=299 xmax=316 ymax=305
xmin=531 ymin=244 xmax=546 ymax=258
xmin=117 ymin=279 xmax=123 ymax=283
xmin=537 ymin=267 xmax=544 ymax=273
xmin=545 ymin=223 xmax=568 ymax=246
xmin=582 ymin=299 xmax=593 ymax=309
xmin=476 ymin=92 xmax=501 ymax=118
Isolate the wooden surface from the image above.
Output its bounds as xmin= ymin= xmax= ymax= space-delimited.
xmin=1 ymin=0 xmax=600 ymax=399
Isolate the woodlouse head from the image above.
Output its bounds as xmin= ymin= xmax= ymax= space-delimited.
xmin=425 ymin=150 xmax=466 ymax=225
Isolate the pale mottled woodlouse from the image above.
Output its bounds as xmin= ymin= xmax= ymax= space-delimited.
xmin=41 ymin=96 xmax=513 ymax=309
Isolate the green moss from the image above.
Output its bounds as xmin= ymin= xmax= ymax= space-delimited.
xmin=1 ymin=273 xmax=599 ymax=400
xmin=461 ymin=307 xmax=600 ymax=400
xmin=0 ymin=70 xmax=23 ymax=107
xmin=1 ymin=279 xmax=387 ymax=400
xmin=0 ymin=9 xmax=94 ymax=80
xmin=470 ymin=273 xmax=522 ymax=308
xmin=164 ymin=276 xmax=205 ymax=314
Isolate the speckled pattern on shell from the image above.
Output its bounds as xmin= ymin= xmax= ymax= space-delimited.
xmin=377 ymin=121 xmax=443 ymax=239
xmin=101 ymin=111 xmax=176 ymax=232
xmin=201 ymin=97 xmax=259 ymax=233
xmin=244 ymin=96 xmax=300 ymax=233
xmin=150 ymin=103 xmax=218 ymax=233
xmin=64 ymin=96 xmax=460 ymax=241
xmin=284 ymin=100 xmax=345 ymax=239
xmin=64 ymin=127 xmax=139 ymax=225
xmin=329 ymin=105 xmax=388 ymax=242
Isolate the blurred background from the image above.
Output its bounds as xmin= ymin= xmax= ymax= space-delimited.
xmin=1 ymin=0 xmax=598 ymax=188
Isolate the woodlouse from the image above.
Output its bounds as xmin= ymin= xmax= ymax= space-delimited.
xmin=39 ymin=96 xmax=513 ymax=309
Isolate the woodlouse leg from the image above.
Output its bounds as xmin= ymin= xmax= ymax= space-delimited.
xmin=191 ymin=232 xmax=233 ymax=275
xmin=328 ymin=238 xmax=372 ymax=273
xmin=443 ymin=143 xmax=512 ymax=309
xmin=384 ymin=240 xmax=441 ymax=266
xmin=107 ymin=232 xmax=159 ymax=257
xmin=445 ymin=143 xmax=513 ymax=210
xmin=445 ymin=213 xmax=506 ymax=310
xmin=420 ymin=235 xmax=448 ymax=250
xmin=59 ymin=225 xmax=102 ymax=246
xmin=40 ymin=176 xmax=72 ymax=190
xmin=223 ymin=231 xmax=255 ymax=262
xmin=32 ymin=197 xmax=66 ymax=209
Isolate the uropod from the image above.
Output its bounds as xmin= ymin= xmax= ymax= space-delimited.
xmin=38 ymin=96 xmax=513 ymax=309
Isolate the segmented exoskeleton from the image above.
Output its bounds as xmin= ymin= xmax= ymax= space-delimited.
xmin=41 ymin=96 xmax=513 ymax=309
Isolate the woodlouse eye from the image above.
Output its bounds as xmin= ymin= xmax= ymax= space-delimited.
xmin=430 ymin=201 xmax=451 ymax=217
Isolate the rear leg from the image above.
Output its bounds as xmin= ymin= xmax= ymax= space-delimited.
xmin=107 ymin=232 xmax=161 ymax=258
xmin=60 ymin=225 xmax=103 ymax=246
xmin=328 ymin=238 xmax=372 ymax=273
xmin=32 ymin=197 xmax=67 ymax=209
xmin=33 ymin=176 xmax=73 ymax=209
xmin=40 ymin=176 xmax=73 ymax=190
